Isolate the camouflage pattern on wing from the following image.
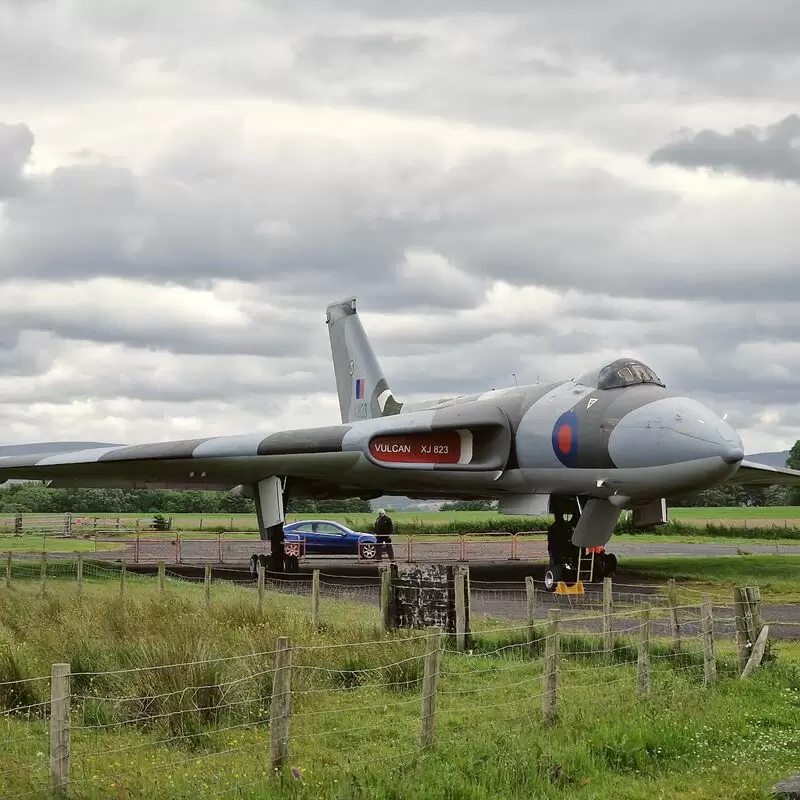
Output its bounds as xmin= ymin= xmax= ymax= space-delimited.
xmin=0 ymin=427 xmax=358 ymax=490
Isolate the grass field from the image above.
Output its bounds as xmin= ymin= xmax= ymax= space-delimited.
xmin=1 ymin=573 xmax=800 ymax=798
xmin=622 ymin=555 xmax=800 ymax=601
xmin=670 ymin=506 xmax=800 ymax=520
xmin=0 ymin=535 xmax=120 ymax=553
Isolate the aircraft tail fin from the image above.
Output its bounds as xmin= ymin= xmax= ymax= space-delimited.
xmin=326 ymin=297 xmax=402 ymax=423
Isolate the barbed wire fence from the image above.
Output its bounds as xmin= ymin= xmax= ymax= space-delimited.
xmin=0 ymin=554 xmax=781 ymax=796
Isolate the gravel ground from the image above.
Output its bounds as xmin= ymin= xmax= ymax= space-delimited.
xmin=10 ymin=535 xmax=800 ymax=640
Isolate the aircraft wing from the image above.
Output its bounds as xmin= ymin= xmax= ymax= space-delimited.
xmin=0 ymin=427 xmax=364 ymax=491
xmin=0 ymin=405 xmax=512 ymax=493
xmin=724 ymin=460 xmax=800 ymax=486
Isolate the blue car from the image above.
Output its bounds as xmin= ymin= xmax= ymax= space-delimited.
xmin=283 ymin=520 xmax=378 ymax=560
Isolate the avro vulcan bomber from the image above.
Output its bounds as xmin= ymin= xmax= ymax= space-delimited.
xmin=0 ymin=297 xmax=797 ymax=573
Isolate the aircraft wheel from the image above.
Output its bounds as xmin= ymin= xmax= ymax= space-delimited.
xmin=603 ymin=553 xmax=618 ymax=576
xmin=543 ymin=565 xmax=562 ymax=593
xmin=359 ymin=543 xmax=377 ymax=560
xmin=286 ymin=555 xmax=300 ymax=573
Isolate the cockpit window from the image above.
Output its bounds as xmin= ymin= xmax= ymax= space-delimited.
xmin=596 ymin=359 xmax=664 ymax=390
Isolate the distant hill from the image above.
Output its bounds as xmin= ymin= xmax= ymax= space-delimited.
xmin=747 ymin=451 xmax=790 ymax=468
xmin=370 ymin=496 xmax=443 ymax=512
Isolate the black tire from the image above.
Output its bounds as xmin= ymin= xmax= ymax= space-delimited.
xmin=603 ymin=552 xmax=618 ymax=576
xmin=543 ymin=565 xmax=562 ymax=592
xmin=286 ymin=555 xmax=300 ymax=573
xmin=359 ymin=542 xmax=378 ymax=560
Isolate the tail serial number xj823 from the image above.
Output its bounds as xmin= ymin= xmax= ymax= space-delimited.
xmin=0 ymin=297 xmax=799 ymax=573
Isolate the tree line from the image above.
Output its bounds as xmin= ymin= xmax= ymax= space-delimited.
xmin=0 ymin=483 xmax=372 ymax=515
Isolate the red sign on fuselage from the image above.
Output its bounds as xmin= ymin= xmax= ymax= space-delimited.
xmin=369 ymin=431 xmax=462 ymax=464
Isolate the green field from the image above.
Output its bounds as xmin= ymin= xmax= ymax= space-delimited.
xmin=0 ymin=535 xmax=120 ymax=553
xmin=670 ymin=506 xmax=800 ymax=520
xmin=622 ymin=555 xmax=800 ymax=601
xmin=1 ymin=571 xmax=799 ymax=798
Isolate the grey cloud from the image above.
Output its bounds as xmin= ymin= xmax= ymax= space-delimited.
xmin=0 ymin=331 xmax=62 ymax=377
xmin=0 ymin=350 xmax=331 ymax=406
xmin=190 ymin=2 xmax=800 ymax=130
xmin=295 ymin=32 xmax=424 ymax=70
xmin=0 ymin=3 xmax=120 ymax=100
xmin=650 ymin=115 xmax=800 ymax=182
xmin=4 ymin=119 xmax=800 ymax=307
xmin=0 ymin=306 xmax=317 ymax=358
xmin=0 ymin=123 xmax=33 ymax=197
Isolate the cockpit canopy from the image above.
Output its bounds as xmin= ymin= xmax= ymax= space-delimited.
xmin=576 ymin=358 xmax=665 ymax=390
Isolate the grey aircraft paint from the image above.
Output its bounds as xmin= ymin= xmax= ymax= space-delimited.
xmin=0 ymin=297 xmax=798 ymax=549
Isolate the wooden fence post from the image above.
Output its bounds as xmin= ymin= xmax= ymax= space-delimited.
xmin=736 ymin=585 xmax=769 ymax=678
xmin=733 ymin=587 xmax=750 ymax=673
xmin=455 ymin=568 xmax=467 ymax=651
xmin=5 ymin=551 xmax=10 ymax=588
xmin=311 ymin=569 xmax=320 ymax=628
xmin=525 ymin=576 xmax=536 ymax=648
xmin=40 ymin=552 xmax=47 ymax=596
xmin=420 ymin=627 xmax=442 ymax=748
xmin=50 ymin=662 xmax=70 ymax=796
xmin=76 ymin=554 xmax=83 ymax=596
xmin=603 ymin=577 xmax=613 ymax=662
xmin=158 ymin=561 xmax=165 ymax=596
xmin=637 ymin=607 xmax=651 ymax=696
xmin=120 ymin=561 xmax=126 ymax=598
xmin=269 ymin=637 xmax=293 ymax=771
xmin=667 ymin=579 xmax=681 ymax=651
xmin=204 ymin=563 xmax=211 ymax=607
xmin=542 ymin=608 xmax=560 ymax=722
xmin=701 ymin=594 xmax=716 ymax=685
xmin=746 ymin=586 xmax=766 ymax=634
xmin=258 ymin=563 xmax=265 ymax=612
xmin=379 ymin=566 xmax=392 ymax=633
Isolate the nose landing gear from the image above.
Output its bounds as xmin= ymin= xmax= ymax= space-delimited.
xmin=544 ymin=509 xmax=617 ymax=593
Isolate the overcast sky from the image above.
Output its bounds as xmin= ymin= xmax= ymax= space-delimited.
xmin=0 ymin=0 xmax=799 ymax=454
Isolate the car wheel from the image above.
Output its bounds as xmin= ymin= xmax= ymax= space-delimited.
xmin=359 ymin=543 xmax=377 ymax=560
xmin=543 ymin=565 xmax=562 ymax=592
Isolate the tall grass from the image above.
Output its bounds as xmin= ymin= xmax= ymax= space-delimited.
xmin=2 ymin=578 xmax=800 ymax=798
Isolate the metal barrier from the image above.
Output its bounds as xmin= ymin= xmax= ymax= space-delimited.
xmin=0 ymin=514 xmax=72 ymax=537
xmin=405 ymin=531 xmax=545 ymax=564
xmin=53 ymin=531 xmax=548 ymax=565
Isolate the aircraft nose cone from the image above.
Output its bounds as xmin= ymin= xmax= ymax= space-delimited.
xmin=722 ymin=445 xmax=745 ymax=465
xmin=608 ymin=397 xmax=745 ymax=468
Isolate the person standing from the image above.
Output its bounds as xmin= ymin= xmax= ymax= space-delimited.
xmin=374 ymin=508 xmax=395 ymax=562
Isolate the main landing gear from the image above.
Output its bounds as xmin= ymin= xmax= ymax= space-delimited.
xmin=246 ymin=475 xmax=298 ymax=574
xmin=543 ymin=508 xmax=618 ymax=593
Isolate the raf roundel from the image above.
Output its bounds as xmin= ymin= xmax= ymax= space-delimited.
xmin=551 ymin=410 xmax=579 ymax=466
